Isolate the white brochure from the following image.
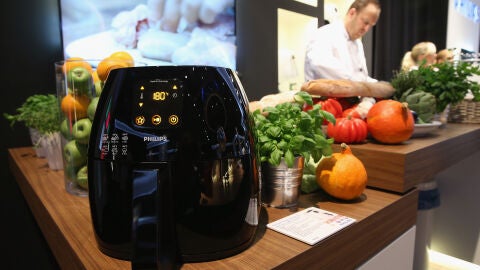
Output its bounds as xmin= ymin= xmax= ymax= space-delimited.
xmin=267 ymin=207 xmax=356 ymax=245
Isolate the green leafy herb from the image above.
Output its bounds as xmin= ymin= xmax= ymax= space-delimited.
xmin=4 ymin=94 xmax=61 ymax=134
xmin=390 ymin=69 xmax=424 ymax=101
xmin=416 ymin=61 xmax=480 ymax=113
xmin=392 ymin=61 xmax=480 ymax=113
xmin=251 ymin=91 xmax=334 ymax=168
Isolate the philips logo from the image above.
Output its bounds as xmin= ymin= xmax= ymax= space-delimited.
xmin=144 ymin=136 xmax=167 ymax=142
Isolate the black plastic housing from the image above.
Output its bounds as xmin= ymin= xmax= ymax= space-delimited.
xmin=87 ymin=66 xmax=260 ymax=267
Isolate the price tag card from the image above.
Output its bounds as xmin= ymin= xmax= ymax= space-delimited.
xmin=267 ymin=207 xmax=356 ymax=245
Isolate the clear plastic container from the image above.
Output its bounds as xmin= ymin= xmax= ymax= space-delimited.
xmin=55 ymin=59 xmax=101 ymax=196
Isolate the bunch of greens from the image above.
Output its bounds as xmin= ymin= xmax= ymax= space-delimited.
xmin=4 ymin=94 xmax=61 ymax=135
xmin=390 ymin=69 xmax=424 ymax=101
xmin=415 ymin=61 xmax=480 ymax=113
xmin=251 ymin=91 xmax=335 ymax=168
xmin=391 ymin=61 xmax=480 ymax=113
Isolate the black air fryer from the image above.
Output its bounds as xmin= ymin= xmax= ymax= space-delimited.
xmin=87 ymin=66 xmax=260 ymax=269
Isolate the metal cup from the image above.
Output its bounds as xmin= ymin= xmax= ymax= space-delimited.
xmin=261 ymin=156 xmax=304 ymax=208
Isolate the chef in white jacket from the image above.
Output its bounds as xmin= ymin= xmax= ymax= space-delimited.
xmin=304 ymin=0 xmax=381 ymax=82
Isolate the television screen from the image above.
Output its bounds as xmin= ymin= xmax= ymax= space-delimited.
xmin=60 ymin=0 xmax=236 ymax=69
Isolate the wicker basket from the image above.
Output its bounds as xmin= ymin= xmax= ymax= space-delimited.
xmin=448 ymin=100 xmax=480 ymax=124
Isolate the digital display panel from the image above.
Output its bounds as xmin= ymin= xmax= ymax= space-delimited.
xmin=132 ymin=79 xmax=184 ymax=129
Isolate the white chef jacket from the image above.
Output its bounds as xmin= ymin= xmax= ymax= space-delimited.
xmin=304 ymin=21 xmax=377 ymax=82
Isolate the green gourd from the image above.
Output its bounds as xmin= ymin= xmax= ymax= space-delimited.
xmin=400 ymin=88 xmax=436 ymax=123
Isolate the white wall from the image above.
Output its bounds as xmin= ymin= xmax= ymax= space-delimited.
xmin=324 ymin=0 xmax=353 ymax=23
xmin=277 ymin=9 xmax=318 ymax=92
xmin=446 ymin=0 xmax=480 ymax=51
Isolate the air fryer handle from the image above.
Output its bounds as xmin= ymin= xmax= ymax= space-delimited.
xmin=131 ymin=165 xmax=177 ymax=270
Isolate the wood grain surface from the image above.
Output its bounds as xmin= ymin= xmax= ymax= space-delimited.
xmin=9 ymin=147 xmax=417 ymax=270
xmin=333 ymin=123 xmax=480 ymax=193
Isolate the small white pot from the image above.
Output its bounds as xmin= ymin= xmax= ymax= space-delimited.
xmin=29 ymin=128 xmax=46 ymax=158
xmin=40 ymin=132 xmax=63 ymax=170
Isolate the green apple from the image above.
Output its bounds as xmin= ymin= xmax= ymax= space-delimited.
xmin=76 ymin=165 xmax=88 ymax=190
xmin=94 ymin=80 xmax=103 ymax=97
xmin=63 ymin=140 xmax=88 ymax=167
xmin=87 ymin=97 xmax=99 ymax=121
xmin=67 ymin=66 xmax=93 ymax=95
xmin=60 ymin=119 xmax=74 ymax=140
xmin=72 ymin=118 xmax=92 ymax=144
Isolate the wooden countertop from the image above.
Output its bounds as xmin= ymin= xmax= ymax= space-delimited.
xmin=9 ymin=147 xmax=417 ymax=270
xmin=333 ymin=123 xmax=480 ymax=193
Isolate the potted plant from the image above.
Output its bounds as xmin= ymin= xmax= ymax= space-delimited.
xmin=252 ymin=91 xmax=335 ymax=167
xmin=4 ymin=94 xmax=63 ymax=169
xmin=251 ymin=91 xmax=335 ymax=207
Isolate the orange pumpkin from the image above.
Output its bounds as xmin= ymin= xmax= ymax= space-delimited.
xmin=316 ymin=143 xmax=367 ymax=200
xmin=366 ymin=100 xmax=414 ymax=144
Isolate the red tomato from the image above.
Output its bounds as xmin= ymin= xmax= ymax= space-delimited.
xmin=304 ymin=98 xmax=343 ymax=117
xmin=342 ymin=106 xmax=362 ymax=119
xmin=327 ymin=116 xmax=368 ymax=144
xmin=319 ymin=98 xmax=343 ymax=118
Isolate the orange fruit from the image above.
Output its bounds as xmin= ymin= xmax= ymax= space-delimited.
xmin=366 ymin=100 xmax=414 ymax=144
xmin=109 ymin=51 xmax=135 ymax=67
xmin=96 ymin=57 xmax=130 ymax=82
xmin=61 ymin=93 xmax=90 ymax=120
xmin=316 ymin=143 xmax=367 ymax=200
xmin=63 ymin=57 xmax=93 ymax=73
